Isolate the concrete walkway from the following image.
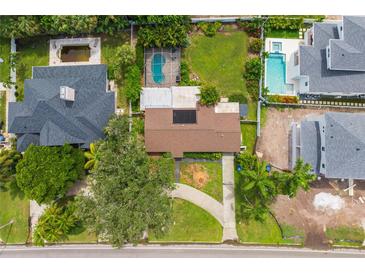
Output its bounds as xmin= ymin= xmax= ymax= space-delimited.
xmin=29 ymin=201 xmax=47 ymax=232
xmin=222 ymin=153 xmax=238 ymax=241
xmin=170 ymin=183 xmax=224 ymax=226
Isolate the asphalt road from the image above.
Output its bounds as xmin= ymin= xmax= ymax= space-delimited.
xmin=1 ymin=244 xmax=365 ymax=258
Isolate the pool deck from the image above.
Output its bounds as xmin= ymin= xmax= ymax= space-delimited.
xmin=144 ymin=48 xmax=181 ymax=88
xmin=49 ymin=37 xmax=101 ymax=66
xmin=265 ymin=38 xmax=303 ymax=95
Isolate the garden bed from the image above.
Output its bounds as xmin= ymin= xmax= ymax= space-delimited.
xmin=326 ymin=226 xmax=365 ymax=248
xmin=179 ymin=162 xmax=223 ymax=202
xmin=0 ymin=91 xmax=6 ymax=130
xmin=149 ymin=199 xmax=222 ymax=243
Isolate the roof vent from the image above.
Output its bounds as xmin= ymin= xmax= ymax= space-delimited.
xmin=356 ymin=148 xmax=360 ymax=151
xmin=60 ymin=86 xmax=75 ymax=102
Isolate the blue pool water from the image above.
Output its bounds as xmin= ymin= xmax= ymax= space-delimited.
xmin=151 ymin=53 xmax=166 ymax=84
xmin=266 ymin=53 xmax=288 ymax=94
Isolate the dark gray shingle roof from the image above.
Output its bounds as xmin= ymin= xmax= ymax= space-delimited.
xmin=300 ymin=112 xmax=365 ymax=179
xmin=8 ymin=64 xmax=115 ymax=151
xmin=299 ymin=17 xmax=365 ymax=95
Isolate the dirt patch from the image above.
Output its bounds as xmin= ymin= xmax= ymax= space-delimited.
xmin=272 ymin=180 xmax=365 ymax=249
xmin=181 ymin=163 xmax=210 ymax=189
xmin=256 ymin=107 xmax=365 ymax=170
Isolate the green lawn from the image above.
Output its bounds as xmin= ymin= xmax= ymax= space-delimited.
xmin=0 ymin=37 xmax=10 ymax=82
xmin=180 ymin=162 xmax=223 ymax=202
xmin=149 ymin=199 xmax=222 ymax=243
xmin=64 ymin=224 xmax=97 ymax=244
xmin=265 ymin=29 xmax=300 ymax=39
xmin=0 ymin=91 xmax=6 ymax=130
xmin=241 ymin=124 xmax=256 ymax=154
xmin=184 ymin=31 xmax=248 ymax=97
xmin=326 ymin=226 xmax=365 ymax=248
xmin=101 ymin=33 xmax=130 ymax=109
xmin=15 ymin=36 xmax=49 ymax=101
xmin=0 ymin=188 xmax=29 ymax=244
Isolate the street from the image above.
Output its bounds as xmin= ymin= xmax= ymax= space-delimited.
xmin=1 ymin=244 xmax=365 ymax=258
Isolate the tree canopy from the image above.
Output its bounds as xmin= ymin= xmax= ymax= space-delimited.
xmin=75 ymin=115 xmax=174 ymax=246
xmin=199 ymin=85 xmax=220 ymax=106
xmin=16 ymin=144 xmax=84 ymax=204
xmin=0 ymin=148 xmax=22 ymax=191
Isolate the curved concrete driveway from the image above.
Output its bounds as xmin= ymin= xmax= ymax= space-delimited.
xmin=170 ymin=183 xmax=224 ymax=225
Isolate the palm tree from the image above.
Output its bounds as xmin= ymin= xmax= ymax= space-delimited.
xmin=84 ymin=143 xmax=96 ymax=170
xmin=240 ymin=159 xmax=277 ymax=202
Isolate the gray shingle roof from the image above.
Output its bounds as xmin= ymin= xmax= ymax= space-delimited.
xmin=300 ymin=112 xmax=365 ymax=179
xmin=8 ymin=64 xmax=115 ymax=151
xmin=299 ymin=17 xmax=365 ymax=95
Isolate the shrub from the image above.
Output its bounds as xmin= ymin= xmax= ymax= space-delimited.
xmin=0 ymin=148 xmax=22 ymax=191
xmin=0 ymin=16 xmax=42 ymax=38
xmin=179 ymin=61 xmax=191 ymax=86
xmin=244 ymin=57 xmax=262 ymax=81
xmin=267 ymin=95 xmax=299 ymax=104
xmin=183 ymin=152 xmax=222 ymax=160
xmin=246 ymin=80 xmax=259 ymax=101
xmin=199 ymin=85 xmax=220 ymax=106
xmin=95 ymin=16 xmax=129 ymax=35
xmin=197 ymin=22 xmax=222 ymax=37
xmin=248 ymin=38 xmax=263 ymax=53
xmin=16 ymin=144 xmax=84 ymax=204
xmin=124 ymin=65 xmax=142 ymax=104
xmin=228 ymin=93 xmax=248 ymax=104
xmin=33 ymin=202 xmax=78 ymax=246
xmin=265 ymin=16 xmax=304 ymax=32
xmin=116 ymin=44 xmax=136 ymax=68
xmin=237 ymin=17 xmax=262 ymax=38
xmin=135 ymin=43 xmax=145 ymax=72
xmin=40 ymin=16 xmax=98 ymax=36
xmin=137 ymin=16 xmax=191 ymax=48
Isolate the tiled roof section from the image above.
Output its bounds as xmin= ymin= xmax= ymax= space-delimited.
xmin=300 ymin=120 xmax=320 ymax=174
xmin=325 ymin=112 xmax=365 ymax=179
xmin=330 ymin=16 xmax=365 ymax=71
xmin=144 ymin=106 xmax=241 ymax=157
xmin=8 ymin=65 xmax=115 ymax=151
xmin=300 ymin=20 xmax=365 ymax=95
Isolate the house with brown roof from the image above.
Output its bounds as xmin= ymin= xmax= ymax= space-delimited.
xmin=140 ymin=86 xmax=241 ymax=158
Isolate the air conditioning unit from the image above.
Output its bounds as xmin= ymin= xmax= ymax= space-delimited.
xmin=60 ymin=86 xmax=75 ymax=101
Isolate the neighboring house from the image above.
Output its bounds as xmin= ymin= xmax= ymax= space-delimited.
xmin=140 ymin=86 xmax=241 ymax=158
xmin=298 ymin=16 xmax=365 ymax=98
xmin=291 ymin=112 xmax=365 ymax=180
xmin=8 ymin=64 xmax=115 ymax=152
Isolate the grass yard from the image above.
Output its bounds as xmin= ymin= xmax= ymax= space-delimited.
xmin=326 ymin=226 xmax=365 ymax=248
xmin=0 ymin=37 xmax=11 ymax=82
xmin=16 ymin=36 xmax=49 ymax=101
xmin=180 ymin=162 xmax=223 ymax=202
xmin=265 ymin=29 xmax=300 ymax=39
xmin=64 ymin=225 xmax=97 ymax=244
xmin=0 ymin=188 xmax=29 ymax=244
xmin=184 ymin=31 xmax=248 ymax=98
xmin=101 ymin=33 xmax=130 ymax=109
xmin=241 ymin=124 xmax=256 ymax=154
xmin=0 ymin=91 xmax=6 ymax=130
xmin=149 ymin=199 xmax=222 ymax=243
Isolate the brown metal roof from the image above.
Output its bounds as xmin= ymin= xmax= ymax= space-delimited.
xmin=144 ymin=105 xmax=241 ymax=157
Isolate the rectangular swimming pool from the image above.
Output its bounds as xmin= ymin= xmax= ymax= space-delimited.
xmin=265 ymin=53 xmax=292 ymax=94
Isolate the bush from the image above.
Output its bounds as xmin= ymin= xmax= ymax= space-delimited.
xmin=16 ymin=144 xmax=84 ymax=204
xmin=246 ymin=80 xmax=259 ymax=100
xmin=40 ymin=16 xmax=98 ymax=36
xmin=135 ymin=43 xmax=145 ymax=72
xmin=33 ymin=202 xmax=78 ymax=246
xmin=179 ymin=61 xmax=193 ymax=86
xmin=265 ymin=16 xmax=304 ymax=32
xmin=199 ymin=85 xmax=220 ymax=106
xmin=137 ymin=16 xmax=191 ymax=48
xmin=244 ymin=57 xmax=262 ymax=81
xmin=197 ymin=22 xmax=222 ymax=37
xmin=124 ymin=65 xmax=142 ymax=104
xmin=95 ymin=16 xmax=129 ymax=35
xmin=267 ymin=95 xmax=299 ymax=104
xmin=183 ymin=152 xmax=222 ymax=160
xmin=228 ymin=93 xmax=248 ymax=104
xmin=237 ymin=17 xmax=262 ymax=38
xmin=248 ymin=38 xmax=263 ymax=54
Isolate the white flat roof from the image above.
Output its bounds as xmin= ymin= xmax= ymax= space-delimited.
xmin=140 ymin=88 xmax=172 ymax=110
xmin=171 ymin=86 xmax=200 ymax=109
xmin=215 ymin=102 xmax=239 ymax=113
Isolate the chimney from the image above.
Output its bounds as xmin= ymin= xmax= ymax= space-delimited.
xmin=60 ymin=86 xmax=75 ymax=101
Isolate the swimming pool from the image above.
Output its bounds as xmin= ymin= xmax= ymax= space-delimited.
xmin=151 ymin=53 xmax=166 ymax=84
xmin=266 ymin=53 xmax=292 ymax=94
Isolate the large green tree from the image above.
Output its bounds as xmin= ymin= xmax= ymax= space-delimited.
xmin=75 ymin=115 xmax=174 ymax=246
xmin=0 ymin=148 xmax=22 ymax=191
xmin=40 ymin=16 xmax=98 ymax=36
xmin=16 ymin=144 xmax=84 ymax=204
xmin=0 ymin=16 xmax=41 ymax=38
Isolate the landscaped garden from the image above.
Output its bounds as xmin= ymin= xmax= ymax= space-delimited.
xmin=149 ymin=198 xmax=223 ymax=243
xmin=0 ymin=91 xmax=6 ymax=130
xmin=179 ymin=161 xmax=223 ymax=202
